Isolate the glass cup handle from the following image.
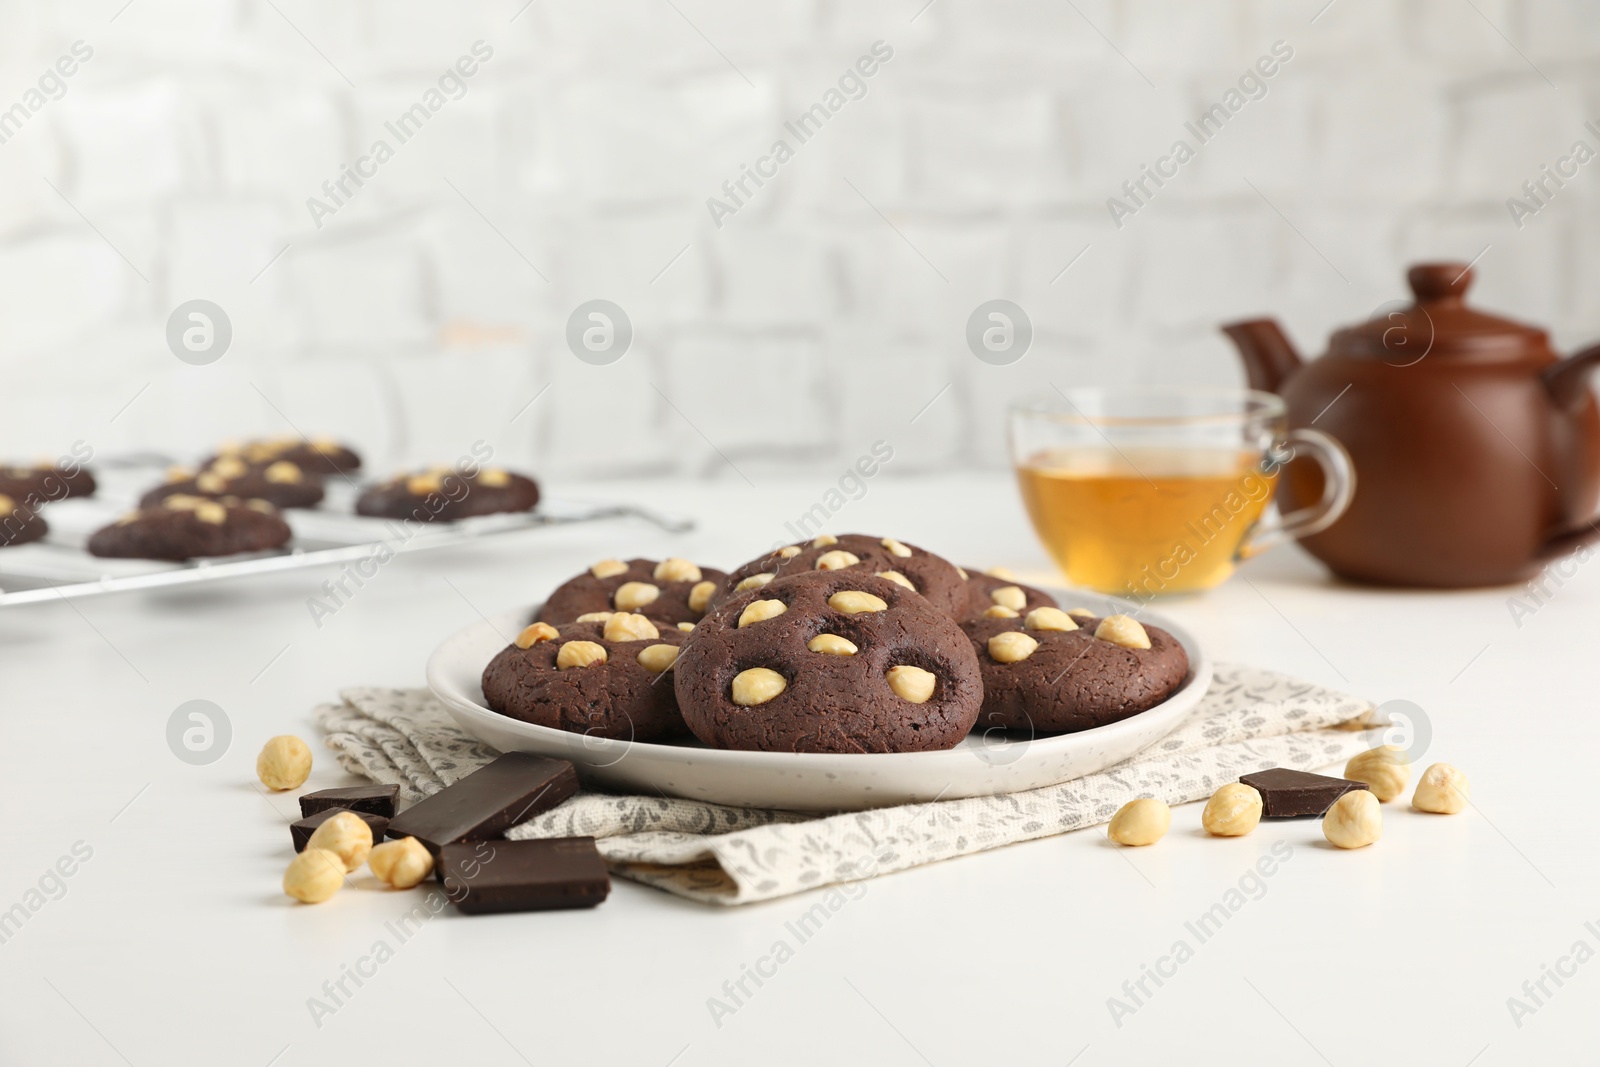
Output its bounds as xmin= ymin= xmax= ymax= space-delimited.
xmin=1237 ymin=428 xmax=1356 ymax=559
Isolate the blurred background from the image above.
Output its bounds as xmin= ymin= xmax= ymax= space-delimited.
xmin=1 ymin=0 xmax=1596 ymax=481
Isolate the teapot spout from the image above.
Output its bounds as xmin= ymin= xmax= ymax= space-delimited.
xmin=1222 ymin=319 xmax=1302 ymax=395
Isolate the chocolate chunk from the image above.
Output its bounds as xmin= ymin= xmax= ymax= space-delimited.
xmin=440 ymin=838 xmax=610 ymax=914
xmin=385 ymin=753 xmax=579 ymax=855
xmin=298 ymin=783 xmax=400 ymax=819
xmin=1239 ymin=767 xmax=1369 ymax=818
xmin=291 ymin=807 xmax=390 ymax=852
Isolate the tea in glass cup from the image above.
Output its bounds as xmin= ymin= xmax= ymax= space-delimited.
xmin=1011 ymin=390 xmax=1353 ymax=597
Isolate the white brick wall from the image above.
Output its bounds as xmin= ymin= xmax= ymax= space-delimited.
xmin=1 ymin=0 xmax=1597 ymax=478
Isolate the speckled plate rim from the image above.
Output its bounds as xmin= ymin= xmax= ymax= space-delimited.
xmin=426 ymin=593 xmax=1212 ymax=811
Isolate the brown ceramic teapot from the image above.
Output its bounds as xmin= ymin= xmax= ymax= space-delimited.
xmin=1222 ymin=263 xmax=1600 ymax=588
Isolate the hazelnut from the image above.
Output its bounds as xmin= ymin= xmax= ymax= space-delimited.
xmin=815 ymin=550 xmax=861 ymax=571
xmin=264 ymin=461 xmax=302 ymax=484
xmin=653 ymin=558 xmax=702 ymax=583
xmin=987 ymin=631 xmax=1039 ymax=663
xmin=886 ymin=665 xmax=936 ymax=703
xmin=590 ymin=559 xmax=629 ymax=579
xmin=195 ymin=501 xmax=228 ymax=525
xmin=778 ymin=546 xmax=802 ymax=559
xmin=828 ymin=590 xmax=888 ymax=614
xmin=1024 ymin=607 xmax=1078 ymax=632
xmin=982 ymin=605 xmax=1019 ymax=619
xmin=514 ymin=622 xmax=559 ymax=649
xmin=688 ymin=580 xmax=717 ymax=613
xmin=1201 ymin=783 xmax=1263 ymax=837
xmin=731 ymin=667 xmax=786 ymax=706
xmin=807 ymin=634 xmax=858 ymax=656
xmin=1108 ymin=798 xmax=1170 ymax=846
xmin=812 ymin=534 xmax=838 ymax=547
xmin=305 ymin=811 xmax=373 ymax=873
xmin=1095 ymin=615 xmax=1151 ymax=650
xmin=990 ymin=585 xmax=1027 ymax=611
xmin=245 ymin=499 xmax=275 ymax=513
xmin=676 ymin=622 xmax=696 ymax=632
xmin=368 ymin=836 xmax=433 ymax=889
xmin=477 ymin=468 xmax=511 ymax=487
xmin=256 ymin=736 xmax=312 ymax=791
xmin=738 ymin=599 xmax=787 ymax=627
xmin=875 ymin=570 xmax=916 ymax=591
xmin=165 ymin=466 xmax=193 ymax=483
xmin=1412 ymin=763 xmax=1470 ymax=814
xmin=195 ymin=472 xmax=228 ymax=494
xmin=407 ymin=473 xmax=443 ymax=495
xmin=604 ymin=612 xmax=660 ymax=642
xmin=556 ymin=641 xmax=608 ymax=670
xmin=955 ymin=567 xmax=969 ymax=580
xmin=637 ymin=644 xmax=680 ymax=673
xmin=613 ymin=581 xmax=660 ymax=611
xmin=211 ymin=457 xmax=247 ymax=478
xmin=1323 ymin=789 xmax=1382 ymax=848
xmin=881 ymin=537 xmax=912 ymax=558
xmin=283 ymin=848 xmax=344 ymax=904
xmin=1067 ymin=608 xmax=1098 ymax=621
xmin=735 ymin=574 xmax=774 ymax=592
xmin=575 ymin=611 xmax=614 ymax=623
xmin=987 ymin=566 xmax=1016 ymax=579
xmin=1344 ymin=745 xmax=1411 ymax=802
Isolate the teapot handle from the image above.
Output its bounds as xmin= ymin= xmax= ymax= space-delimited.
xmin=1537 ymin=342 xmax=1600 ymax=559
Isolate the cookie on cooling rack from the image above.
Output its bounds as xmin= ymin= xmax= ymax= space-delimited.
xmin=0 ymin=494 xmax=48 ymax=548
xmin=141 ymin=456 xmax=324 ymax=510
xmin=0 ymin=461 xmax=96 ymax=503
xmin=206 ymin=437 xmax=362 ymax=476
xmin=674 ymin=569 xmax=983 ymax=754
xmin=355 ymin=467 xmax=539 ymax=522
xmin=87 ymin=495 xmax=291 ymax=561
xmin=482 ymin=612 xmax=692 ymax=742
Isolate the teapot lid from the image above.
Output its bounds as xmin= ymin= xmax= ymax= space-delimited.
xmin=1332 ymin=263 xmax=1546 ymax=361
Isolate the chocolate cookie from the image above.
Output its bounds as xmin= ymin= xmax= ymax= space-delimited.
xmin=720 ymin=533 xmax=967 ymax=618
xmin=0 ymin=494 xmax=47 ymax=547
xmin=962 ymin=609 xmax=1189 ymax=736
xmin=0 ymin=462 xmax=95 ymax=502
xmin=959 ymin=566 xmax=1058 ymax=621
xmin=207 ymin=436 xmax=362 ymax=476
xmin=87 ymin=495 xmax=292 ymax=561
xmin=482 ymin=613 xmax=691 ymax=742
xmin=539 ymin=558 xmax=729 ymax=628
xmin=141 ymin=457 xmax=325 ymax=510
xmin=355 ymin=466 xmax=538 ymax=522
xmin=675 ymin=570 xmax=983 ymax=754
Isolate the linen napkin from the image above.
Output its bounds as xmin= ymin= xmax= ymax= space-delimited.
xmin=314 ymin=663 xmax=1378 ymax=906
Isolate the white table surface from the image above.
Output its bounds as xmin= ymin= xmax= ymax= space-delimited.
xmin=1 ymin=474 xmax=1591 ymax=1066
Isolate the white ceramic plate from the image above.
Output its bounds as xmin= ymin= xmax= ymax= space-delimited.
xmin=426 ymin=596 xmax=1212 ymax=812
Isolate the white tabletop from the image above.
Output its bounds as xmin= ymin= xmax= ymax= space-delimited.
xmin=0 ymin=475 xmax=1589 ymax=1066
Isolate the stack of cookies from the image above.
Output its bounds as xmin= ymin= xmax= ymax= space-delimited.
xmin=481 ymin=534 xmax=1191 ymax=755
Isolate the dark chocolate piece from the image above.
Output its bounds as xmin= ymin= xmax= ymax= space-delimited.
xmin=385 ymin=753 xmax=578 ymax=855
xmin=1239 ymin=767 xmax=1369 ymax=818
xmin=291 ymin=807 xmax=390 ymax=852
xmin=440 ymin=837 xmax=610 ymax=914
xmin=299 ymin=783 xmax=400 ymax=819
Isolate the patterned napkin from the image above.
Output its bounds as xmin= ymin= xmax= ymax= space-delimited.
xmin=314 ymin=663 xmax=1378 ymax=906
